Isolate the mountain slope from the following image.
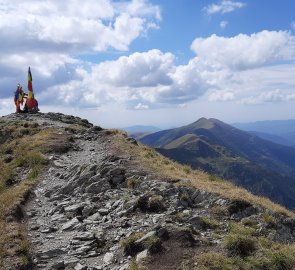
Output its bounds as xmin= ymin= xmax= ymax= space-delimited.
xmin=248 ymin=131 xmax=294 ymax=146
xmin=2 ymin=113 xmax=295 ymax=270
xmin=140 ymin=118 xmax=295 ymax=209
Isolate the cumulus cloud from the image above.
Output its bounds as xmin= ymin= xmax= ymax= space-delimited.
xmin=208 ymin=90 xmax=235 ymax=101
xmin=239 ymin=89 xmax=295 ymax=105
xmin=37 ymin=30 xmax=295 ymax=110
xmin=203 ymin=0 xmax=246 ymax=15
xmin=43 ymin=50 xmax=211 ymax=109
xmin=191 ymin=31 xmax=295 ymax=70
xmin=0 ymin=0 xmax=161 ymax=98
xmin=2 ymin=3 xmax=295 ymax=116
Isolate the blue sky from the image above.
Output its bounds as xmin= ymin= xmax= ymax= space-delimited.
xmin=1 ymin=0 xmax=295 ymax=128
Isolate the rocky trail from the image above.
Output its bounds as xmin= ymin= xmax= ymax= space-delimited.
xmin=2 ymin=113 xmax=295 ymax=270
xmin=22 ymin=113 xmax=216 ymax=270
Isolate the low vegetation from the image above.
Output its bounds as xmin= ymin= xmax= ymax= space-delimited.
xmin=0 ymin=119 xmax=72 ymax=269
xmin=194 ymin=223 xmax=295 ymax=269
xmin=136 ymin=193 xmax=166 ymax=213
xmin=121 ymin=232 xmax=145 ymax=256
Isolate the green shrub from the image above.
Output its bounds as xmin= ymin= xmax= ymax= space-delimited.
xmin=242 ymin=217 xmax=258 ymax=228
xmin=121 ymin=233 xmax=145 ymax=256
xmin=201 ymin=217 xmax=220 ymax=230
xmin=183 ymin=165 xmax=191 ymax=174
xmin=136 ymin=194 xmax=165 ymax=212
xmin=224 ymin=234 xmax=257 ymax=257
xmin=148 ymin=195 xmax=165 ymax=212
xmin=195 ymin=251 xmax=231 ymax=269
xmin=262 ymin=213 xmax=277 ymax=228
xmin=129 ymin=260 xmax=148 ymax=270
xmin=180 ymin=192 xmax=190 ymax=202
xmin=144 ymin=236 xmax=163 ymax=254
xmin=17 ymin=239 xmax=29 ymax=255
xmin=15 ymin=151 xmax=47 ymax=168
xmin=229 ymin=223 xmax=255 ymax=236
xmin=127 ymin=177 xmax=140 ymax=189
xmin=27 ymin=165 xmax=42 ymax=180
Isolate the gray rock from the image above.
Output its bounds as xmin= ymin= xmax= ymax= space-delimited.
xmin=94 ymin=227 xmax=105 ymax=245
xmin=64 ymin=204 xmax=84 ymax=213
xmin=36 ymin=248 xmax=66 ymax=259
xmin=103 ymin=252 xmax=114 ymax=265
xmin=61 ymin=217 xmax=81 ymax=231
xmin=85 ymin=179 xmax=110 ymax=194
xmin=50 ymin=260 xmax=65 ymax=269
xmin=86 ymin=212 xmax=101 ymax=222
xmin=98 ymin=208 xmax=109 ymax=215
xmin=136 ymin=249 xmax=148 ymax=262
xmin=74 ymin=232 xmax=95 ymax=241
xmin=64 ymin=258 xmax=79 ymax=267
xmin=135 ymin=231 xmax=156 ymax=245
xmin=119 ymin=263 xmax=129 ymax=270
xmin=74 ymin=263 xmax=87 ymax=270
xmin=188 ymin=215 xmax=207 ymax=230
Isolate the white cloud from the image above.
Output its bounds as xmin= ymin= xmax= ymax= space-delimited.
xmin=208 ymin=90 xmax=235 ymax=101
xmin=203 ymin=0 xmax=246 ymax=15
xmin=37 ymin=30 xmax=295 ymax=110
xmin=1 ymin=5 xmax=295 ymax=117
xmin=40 ymin=49 xmax=211 ymax=109
xmin=191 ymin=31 xmax=295 ymax=70
xmin=0 ymin=0 xmax=161 ymax=99
xmin=220 ymin=21 xmax=228 ymax=29
xmin=239 ymin=89 xmax=295 ymax=105
xmin=135 ymin=103 xmax=149 ymax=110
xmin=291 ymin=21 xmax=295 ymax=30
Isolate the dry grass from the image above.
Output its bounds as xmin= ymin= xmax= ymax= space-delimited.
xmin=111 ymin=132 xmax=295 ymax=218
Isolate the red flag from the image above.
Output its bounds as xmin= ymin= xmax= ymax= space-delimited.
xmin=28 ymin=66 xmax=33 ymax=92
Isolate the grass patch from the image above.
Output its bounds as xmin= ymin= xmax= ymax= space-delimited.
xmin=195 ymin=251 xmax=231 ymax=270
xmin=136 ymin=193 xmax=165 ymax=212
xmin=224 ymin=223 xmax=257 ymax=257
xmin=183 ymin=165 xmax=191 ymax=174
xmin=129 ymin=260 xmax=148 ymax=270
xmin=210 ymin=205 xmax=228 ymax=218
xmin=127 ymin=177 xmax=141 ymax=189
xmin=143 ymin=235 xmax=163 ymax=254
xmin=224 ymin=234 xmax=257 ymax=257
xmin=201 ymin=217 xmax=220 ymax=230
xmin=262 ymin=212 xmax=277 ymax=228
xmin=121 ymin=232 xmax=145 ymax=256
xmin=241 ymin=217 xmax=259 ymax=228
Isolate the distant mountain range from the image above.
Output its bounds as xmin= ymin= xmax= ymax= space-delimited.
xmin=123 ymin=125 xmax=162 ymax=140
xmin=140 ymin=118 xmax=295 ymax=210
xmin=123 ymin=125 xmax=161 ymax=133
xmin=234 ymin=120 xmax=295 ymax=147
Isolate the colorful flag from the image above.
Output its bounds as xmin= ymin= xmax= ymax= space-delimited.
xmin=28 ymin=66 xmax=33 ymax=92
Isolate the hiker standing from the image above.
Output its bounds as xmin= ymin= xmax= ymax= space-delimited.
xmin=14 ymin=84 xmax=25 ymax=113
